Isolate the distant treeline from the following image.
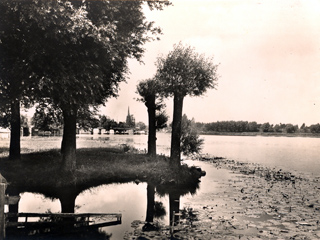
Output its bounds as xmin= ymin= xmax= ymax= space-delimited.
xmin=195 ymin=121 xmax=320 ymax=134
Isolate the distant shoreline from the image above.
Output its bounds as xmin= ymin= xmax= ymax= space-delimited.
xmin=199 ymin=131 xmax=320 ymax=138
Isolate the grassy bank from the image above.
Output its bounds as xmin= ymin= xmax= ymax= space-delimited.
xmin=0 ymin=146 xmax=204 ymax=198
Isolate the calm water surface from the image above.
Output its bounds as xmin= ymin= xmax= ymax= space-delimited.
xmin=92 ymin=133 xmax=320 ymax=176
xmin=11 ymin=133 xmax=320 ymax=239
xmin=16 ymin=160 xmax=229 ymax=239
xmin=200 ymin=135 xmax=320 ymax=176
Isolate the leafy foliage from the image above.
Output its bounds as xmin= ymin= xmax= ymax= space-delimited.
xmin=199 ymin=121 xmax=304 ymax=133
xmin=136 ymin=78 xmax=168 ymax=130
xmin=0 ymin=0 xmax=170 ymax=112
xmin=99 ymin=115 xmax=118 ymax=131
xmin=180 ymin=114 xmax=203 ymax=156
xmin=0 ymin=110 xmax=10 ymax=128
xmin=32 ymin=101 xmax=100 ymax=132
xmin=0 ymin=1 xmax=41 ymax=108
xmin=137 ymin=79 xmax=163 ymax=107
xmin=32 ymin=101 xmax=63 ymax=132
xmin=156 ymin=42 xmax=218 ymax=98
xmin=1 ymin=0 xmax=168 ymax=118
xmin=29 ymin=0 xmax=151 ymax=110
xmin=136 ymin=121 xmax=147 ymax=131
xmin=77 ymin=107 xmax=100 ymax=131
xmin=203 ymin=121 xmax=260 ymax=132
xmin=1 ymin=0 xmax=169 ymax=164
xmin=155 ymin=111 xmax=168 ymax=130
xmin=310 ymin=123 xmax=320 ymax=133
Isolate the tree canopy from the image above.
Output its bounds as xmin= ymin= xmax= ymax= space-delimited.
xmin=0 ymin=0 xmax=169 ymax=167
xmin=0 ymin=0 xmax=46 ymax=159
xmin=156 ymin=42 xmax=218 ymax=98
xmin=28 ymin=0 xmax=164 ymax=110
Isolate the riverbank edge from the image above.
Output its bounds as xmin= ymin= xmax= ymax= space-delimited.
xmin=199 ymin=131 xmax=320 ymax=138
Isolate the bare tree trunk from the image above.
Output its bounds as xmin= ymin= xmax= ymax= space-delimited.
xmin=9 ymin=99 xmax=21 ymax=160
xmin=170 ymin=94 xmax=184 ymax=167
xmin=147 ymin=96 xmax=156 ymax=157
xmin=61 ymin=107 xmax=77 ymax=172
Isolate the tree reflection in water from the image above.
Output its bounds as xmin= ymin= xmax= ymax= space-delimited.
xmin=156 ymin=171 xmax=201 ymax=227
xmin=4 ymin=164 xmax=204 ymax=239
xmin=143 ymin=165 xmax=203 ymax=231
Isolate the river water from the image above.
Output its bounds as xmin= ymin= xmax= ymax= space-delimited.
xmin=200 ymin=134 xmax=320 ymax=176
xmin=9 ymin=133 xmax=320 ymax=239
xmin=16 ymin=160 xmax=230 ymax=239
xmin=81 ymin=133 xmax=320 ymax=176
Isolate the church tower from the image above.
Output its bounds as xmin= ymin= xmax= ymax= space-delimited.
xmin=126 ymin=107 xmax=135 ymax=128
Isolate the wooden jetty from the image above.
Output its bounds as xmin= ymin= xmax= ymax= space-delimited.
xmin=0 ymin=174 xmax=122 ymax=239
xmin=5 ymin=212 xmax=122 ymax=238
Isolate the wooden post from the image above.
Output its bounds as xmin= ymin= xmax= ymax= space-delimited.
xmin=170 ymin=210 xmax=175 ymax=237
xmin=0 ymin=183 xmax=7 ymax=240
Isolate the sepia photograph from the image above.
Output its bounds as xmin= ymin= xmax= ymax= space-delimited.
xmin=1 ymin=0 xmax=320 ymax=239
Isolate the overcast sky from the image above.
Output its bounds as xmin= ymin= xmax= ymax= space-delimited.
xmin=100 ymin=0 xmax=320 ymax=126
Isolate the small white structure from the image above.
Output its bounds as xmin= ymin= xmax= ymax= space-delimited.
xmin=0 ymin=128 xmax=10 ymax=139
xmin=101 ymin=129 xmax=108 ymax=134
xmin=93 ymin=128 xmax=100 ymax=134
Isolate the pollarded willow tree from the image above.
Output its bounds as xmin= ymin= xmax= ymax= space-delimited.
xmin=136 ymin=78 xmax=167 ymax=157
xmin=1 ymin=0 xmax=170 ymax=170
xmin=156 ymin=43 xmax=219 ymax=167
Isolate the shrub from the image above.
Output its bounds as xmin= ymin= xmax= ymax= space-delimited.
xmin=180 ymin=114 xmax=204 ymax=156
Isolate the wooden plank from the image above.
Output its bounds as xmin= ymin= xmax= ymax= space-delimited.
xmin=6 ymin=220 xmax=92 ymax=228
xmin=6 ymin=219 xmax=121 ymax=229
xmin=6 ymin=212 xmax=121 ymax=218
xmin=0 ymin=183 xmax=6 ymax=240
xmin=6 ymin=219 xmax=121 ymax=233
xmin=83 ymin=220 xmax=122 ymax=228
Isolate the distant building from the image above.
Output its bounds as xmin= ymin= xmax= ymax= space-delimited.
xmin=0 ymin=128 xmax=10 ymax=139
xmin=126 ymin=107 xmax=135 ymax=128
